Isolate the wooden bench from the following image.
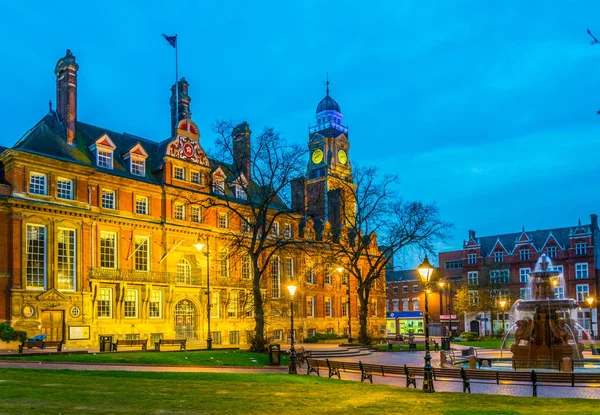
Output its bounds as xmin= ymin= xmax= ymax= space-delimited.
xmin=306 ymin=358 xmax=328 ymax=376
xmin=154 ymin=339 xmax=186 ymax=351
xmin=433 ymin=367 xmax=470 ymax=392
xmin=18 ymin=340 xmax=63 ymax=354
xmin=295 ymin=346 xmax=309 ymax=366
xmin=112 ymin=339 xmax=148 ymax=351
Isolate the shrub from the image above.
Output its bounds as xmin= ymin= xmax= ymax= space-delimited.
xmin=0 ymin=323 xmax=27 ymax=343
xmin=303 ymin=333 xmax=345 ymax=343
xmin=459 ymin=331 xmax=478 ymax=341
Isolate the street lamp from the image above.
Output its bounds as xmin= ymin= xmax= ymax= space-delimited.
xmin=287 ymin=285 xmax=297 ymax=374
xmin=418 ymin=255 xmax=435 ymax=393
xmin=438 ymin=281 xmax=445 ymax=336
xmin=499 ymin=299 xmax=507 ymax=335
xmin=195 ymin=235 xmax=212 ymax=351
xmin=587 ymin=297 xmax=595 ymax=339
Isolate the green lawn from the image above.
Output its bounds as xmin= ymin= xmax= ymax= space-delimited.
xmin=373 ymin=344 xmax=427 ymax=352
xmin=457 ymin=339 xmax=513 ymax=349
xmin=0 ymin=350 xmax=289 ymax=367
xmin=0 ymin=369 xmax=597 ymax=414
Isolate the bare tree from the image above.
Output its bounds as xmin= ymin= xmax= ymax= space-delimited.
xmin=326 ymin=166 xmax=452 ymax=343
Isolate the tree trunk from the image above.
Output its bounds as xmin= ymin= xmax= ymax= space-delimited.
xmin=249 ymin=264 xmax=266 ymax=352
xmin=357 ymin=284 xmax=370 ymax=344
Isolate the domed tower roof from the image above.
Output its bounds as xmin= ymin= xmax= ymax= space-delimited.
xmin=316 ymin=94 xmax=341 ymax=113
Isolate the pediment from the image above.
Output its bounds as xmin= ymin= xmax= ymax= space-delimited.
xmin=166 ymin=134 xmax=208 ymax=166
xmin=36 ymin=288 xmax=69 ymax=302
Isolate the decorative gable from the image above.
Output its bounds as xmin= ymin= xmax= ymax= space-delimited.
xmin=166 ymin=119 xmax=208 ymax=166
xmin=489 ymin=238 xmax=508 ymax=255
xmin=122 ymin=143 xmax=148 ymax=160
xmin=36 ymin=288 xmax=69 ymax=302
xmin=541 ymin=231 xmax=563 ymax=251
xmin=89 ymin=133 xmax=116 ymax=152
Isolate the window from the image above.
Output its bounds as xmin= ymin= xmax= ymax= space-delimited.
xmin=577 ymin=284 xmax=590 ymax=302
xmin=173 ymin=167 xmax=185 ymax=180
xmin=211 ymin=332 xmax=222 ymax=345
xmin=97 ymin=288 xmax=112 ymax=318
xmin=57 ymin=178 xmax=73 ymax=200
xmin=101 ymin=189 xmax=115 ymax=209
xmin=519 ymin=268 xmax=530 ymax=283
xmin=235 ymin=185 xmax=247 ymax=200
xmin=371 ymin=299 xmax=378 ymax=316
xmin=393 ymin=286 xmax=398 ymax=295
xmin=100 ymin=231 xmax=117 ymax=269
xmin=26 ymin=224 xmax=46 ymax=289
xmin=467 ymin=253 xmax=477 ymax=264
xmin=307 ymin=328 xmax=316 ymax=338
xmin=306 ymin=296 xmax=315 ymax=318
xmin=29 ymin=172 xmax=47 ymax=195
xmin=412 ymin=285 xmax=419 ymax=292
xmin=494 ymin=252 xmax=504 ymax=263
xmin=576 ymin=263 xmax=589 ymax=279
xmin=149 ymin=290 xmax=162 ymax=318
xmin=305 ymin=266 xmax=315 ymax=284
xmin=218 ymin=212 xmax=229 ymax=228
xmin=272 ymin=222 xmax=280 ymax=236
xmin=57 ymin=228 xmax=76 ymax=291
xmin=576 ymin=243 xmax=587 ymax=255
xmin=519 ymin=287 xmax=531 ymax=300
xmin=244 ymin=291 xmax=254 ymax=317
xmin=125 ymin=333 xmax=140 ymax=340
xmin=229 ymin=331 xmax=240 ymax=345
xmin=546 ymin=246 xmax=557 ymax=258
xmin=402 ymin=299 xmax=409 ymax=311
xmin=97 ymin=150 xmax=113 ymax=169
xmin=325 ymin=297 xmax=332 ymax=317
xmin=124 ymin=289 xmax=138 ymax=318
xmin=468 ymin=271 xmax=478 ymax=285
xmin=412 ymin=298 xmax=419 ymax=311
xmin=553 ymin=286 xmax=564 ymax=300
xmin=134 ymin=235 xmax=149 ymax=271
xmin=242 ymin=217 xmax=251 ymax=232
xmin=210 ymin=292 xmax=220 ymax=318
xmin=342 ymin=298 xmax=349 ymax=317
xmin=135 ymin=196 xmax=148 ymax=215
xmin=490 ymin=269 xmax=510 ymax=284
xmin=468 ymin=290 xmax=479 ymax=305
xmin=444 ymin=260 xmax=462 ymax=269
xmin=271 ymin=257 xmax=281 ymax=298
xmin=219 ymin=248 xmax=230 ymax=278
xmin=324 ymin=268 xmax=332 ymax=285
xmin=273 ymin=330 xmax=283 ymax=341
xmin=552 ymin=265 xmax=564 ymax=277
xmin=341 ymin=272 xmax=349 ymax=286
xmin=392 ymin=300 xmax=399 ymax=312
xmin=174 ymin=203 xmax=185 ymax=220
xmin=284 ymin=258 xmax=294 ymax=280
xmin=191 ymin=206 xmax=202 ymax=223
xmin=191 ymin=171 xmax=202 ymax=184
xmin=284 ymin=224 xmax=292 ymax=238
xmin=177 ymin=259 xmax=191 ymax=284
xmin=402 ymin=286 xmax=408 ymax=294
xmin=519 ymin=249 xmax=530 ymax=261
xmin=213 ymin=178 xmax=225 ymax=195
xmin=242 ymin=254 xmax=252 ymax=279
xmin=131 ymin=159 xmax=145 ymax=176
xmin=227 ymin=292 xmax=238 ymax=318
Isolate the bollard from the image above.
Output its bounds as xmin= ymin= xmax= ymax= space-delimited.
xmin=469 ymin=355 xmax=477 ymax=369
xmin=440 ymin=352 xmax=446 ymax=366
xmin=562 ymin=357 xmax=573 ymax=373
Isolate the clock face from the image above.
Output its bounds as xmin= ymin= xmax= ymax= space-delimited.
xmin=311 ymin=149 xmax=324 ymax=164
xmin=338 ymin=149 xmax=348 ymax=165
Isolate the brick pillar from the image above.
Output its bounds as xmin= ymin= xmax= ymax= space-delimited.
xmin=11 ymin=215 xmax=22 ymax=289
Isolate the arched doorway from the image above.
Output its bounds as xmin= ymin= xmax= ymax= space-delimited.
xmin=174 ymin=300 xmax=197 ymax=339
xmin=470 ymin=320 xmax=480 ymax=334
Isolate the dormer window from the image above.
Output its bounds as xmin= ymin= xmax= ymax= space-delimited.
xmin=235 ymin=185 xmax=247 ymax=200
xmin=89 ymin=134 xmax=116 ymax=170
xmin=174 ymin=167 xmax=185 ymax=180
xmin=130 ymin=158 xmax=145 ymax=176
xmin=98 ymin=151 xmax=113 ymax=169
xmin=122 ymin=143 xmax=148 ymax=177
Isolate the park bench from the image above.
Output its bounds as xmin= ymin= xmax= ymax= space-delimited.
xmin=112 ymin=339 xmax=148 ymax=351
xmin=154 ymin=338 xmax=186 ymax=351
xmin=18 ymin=340 xmax=63 ymax=354
xmin=433 ymin=367 xmax=471 ymax=392
xmin=295 ymin=346 xmax=309 ymax=366
xmin=306 ymin=358 xmax=328 ymax=376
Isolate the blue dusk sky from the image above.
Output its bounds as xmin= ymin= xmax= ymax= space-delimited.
xmin=1 ymin=1 xmax=600 ymax=267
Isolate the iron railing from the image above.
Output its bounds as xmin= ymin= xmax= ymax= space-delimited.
xmin=89 ymin=267 xmax=205 ymax=286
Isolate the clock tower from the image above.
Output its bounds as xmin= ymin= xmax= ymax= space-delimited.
xmin=304 ymin=82 xmax=355 ymax=230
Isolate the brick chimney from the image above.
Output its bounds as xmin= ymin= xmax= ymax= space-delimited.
xmin=468 ymin=229 xmax=476 ymax=240
xmin=170 ymin=77 xmax=191 ymax=136
xmin=591 ymin=214 xmax=598 ymax=230
xmin=232 ymin=122 xmax=251 ymax=179
xmin=54 ymin=50 xmax=79 ymax=145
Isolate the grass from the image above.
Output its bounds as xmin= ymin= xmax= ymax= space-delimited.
xmin=373 ymin=344 xmax=427 ymax=352
xmin=0 ymin=350 xmax=289 ymax=367
xmin=457 ymin=339 xmax=513 ymax=349
xmin=0 ymin=368 xmax=598 ymax=414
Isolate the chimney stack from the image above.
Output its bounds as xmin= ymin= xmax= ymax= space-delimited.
xmin=232 ymin=122 xmax=251 ymax=179
xmin=591 ymin=214 xmax=598 ymax=230
xmin=170 ymin=77 xmax=191 ymax=136
xmin=55 ymin=49 xmax=79 ymax=145
xmin=468 ymin=229 xmax=476 ymax=240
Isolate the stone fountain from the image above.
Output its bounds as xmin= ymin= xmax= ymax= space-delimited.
xmin=510 ymin=254 xmax=583 ymax=370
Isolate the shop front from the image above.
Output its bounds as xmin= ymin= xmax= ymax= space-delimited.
xmin=386 ymin=311 xmax=424 ymax=336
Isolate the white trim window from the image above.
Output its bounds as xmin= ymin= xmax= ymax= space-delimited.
xmin=97 ymin=150 xmax=113 ymax=169
xmin=325 ymin=297 xmax=332 ymax=317
xmin=273 ymin=330 xmax=283 ymax=341
xmin=577 ymin=284 xmax=590 ymax=302
xmin=342 ymin=298 xmax=349 ymax=317
xmin=553 ymin=286 xmax=564 ymax=300
xmin=519 ymin=249 xmax=530 ymax=261
xmin=173 ymin=166 xmax=185 ymax=180
xmin=494 ymin=252 xmax=504 ymax=263
xmin=135 ymin=196 xmax=149 ymax=215
xmin=402 ymin=286 xmax=408 ymax=294
xmin=191 ymin=206 xmax=202 ymax=223
xmin=520 ymin=287 xmax=532 ymax=300
xmin=284 ymin=224 xmax=292 ymax=238
xmin=210 ymin=292 xmax=220 ymax=318
xmin=124 ymin=289 xmax=138 ymax=318
xmin=546 ymin=246 xmax=557 ymax=258
xmin=97 ymin=288 xmax=112 ymax=318
xmin=134 ymin=235 xmax=150 ymax=272
xmin=149 ymin=290 xmax=162 ymax=318
xmin=272 ymin=222 xmax=280 ymax=236
xmin=467 ymin=253 xmax=476 ymax=264
xmin=490 ymin=269 xmax=510 ymax=284
xmin=576 ymin=243 xmax=587 ymax=255
xmin=219 ymin=248 xmax=230 ymax=278
xmin=177 ymin=259 xmax=192 ymax=284
xmin=191 ymin=171 xmax=202 ymax=184
xmin=29 ymin=172 xmax=47 ymax=195
xmin=412 ymin=298 xmax=420 ymax=311
xmin=101 ymin=189 xmax=116 ymax=209
xmin=26 ymin=224 xmax=46 ymax=289
xmin=576 ymin=263 xmax=589 ymax=279
xmin=392 ymin=299 xmax=399 ymax=312
xmin=271 ymin=256 xmax=281 ymax=299
xmin=412 ymin=284 xmax=419 ymax=292
xmin=402 ymin=299 xmax=409 ymax=311
xmin=519 ymin=268 xmax=530 ymax=283
xmin=218 ymin=212 xmax=229 ymax=229
xmin=100 ymin=231 xmax=117 ymax=269
xmin=227 ymin=292 xmax=239 ymax=318
xmin=242 ymin=253 xmax=252 ymax=279
xmin=324 ymin=268 xmax=332 ymax=285
xmin=468 ymin=271 xmax=479 ymax=285
xmin=306 ymin=266 xmax=315 ymax=284
xmin=131 ymin=158 xmax=145 ymax=176
xmin=174 ymin=203 xmax=186 ymax=220
xmin=371 ymin=299 xmax=378 ymax=316
xmin=213 ymin=178 xmax=225 ymax=195
xmin=235 ymin=185 xmax=247 ymax=200
xmin=284 ymin=257 xmax=294 ymax=280
xmin=57 ymin=178 xmax=73 ymax=200
xmin=57 ymin=228 xmax=76 ymax=291
xmin=306 ymin=296 xmax=315 ymax=318
xmin=468 ymin=290 xmax=479 ymax=305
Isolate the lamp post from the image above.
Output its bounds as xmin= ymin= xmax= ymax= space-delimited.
xmin=287 ymin=285 xmax=297 ymax=374
xmin=418 ymin=255 xmax=435 ymax=393
xmin=195 ymin=235 xmax=212 ymax=350
xmin=499 ymin=299 xmax=507 ymax=335
xmin=337 ymin=266 xmax=352 ymax=343
xmin=438 ymin=281 xmax=445 ymax=336
xmin=587 ymin=297 xmax=595 ymax=339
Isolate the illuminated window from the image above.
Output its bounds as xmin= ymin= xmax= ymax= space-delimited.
xmin=271 ymin=256 xmax=280 ymax=298
xmin=191 ymin=171 xmax=202 ymax=184
xmin=191 ymin=206 xmax=202 ymax=223
xmin=57 ymin=228 xmax=76 ymax=291
xmin=284 ymin=224 xmax=292 ymax=238
xmin=26 ymin=224 xmax=46 ymax=289
xmin=174 ymin=167 xmax=185 ymax=180
xmin=134 ymin=236 xmax=149 ymax=271
xmin=218 ymin=212 xmax=229 ymax=228
xmin=124 ymin=289 xmax=138 ymax=318
xmin=242 ymin=253 xmax=252 ymax=279
xmin=177 ymin=259 xmax=191 ymax=284
xmin=136 ymin=196 xmax=148 ymax=215
xmin=101 ymin=189 xmax=115 ymax=209
xmin=149 ymin=290 xmax=162 ymax=318
xmin=272 ymin=222 xmax=280 ymax=236
xmin=210 ymin=292 xmax=220 ymax=318
xmin=284 ymin=257 xmax=294 ymax=280
xmin=306 ymin=296 xmax=315 ymax=318
xmin=131 ymin=159 xmax=145 ymax=176
xmin=324 ymin=268 xmax=332 ymax=285
xmin=219 ymin=248 xmax=230 ymax=278
xmin=468 ymin=271 xmax=479 ymax=285
xmin=227 ymin=292 xmax=238 ymax=318
xmin=174 ymin=203 xmax=185 ymax=220
xmin=100 ymin=231 xmax=117 ymax=269
xmin=577 ymin=284 xmax=590 ymax=302
xmin=97 ymin=288 xmax=112 ymax=318
xmin=325 ymin=297 xmax=332 ymax=317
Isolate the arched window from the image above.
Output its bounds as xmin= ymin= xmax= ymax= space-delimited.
xmin=177 ymin=259 xmax=191 ymax=284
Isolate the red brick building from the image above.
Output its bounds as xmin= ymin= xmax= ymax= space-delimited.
xmin=438 ymin=215 xmax=600 ymax=335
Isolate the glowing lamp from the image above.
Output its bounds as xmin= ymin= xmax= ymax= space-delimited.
xmin=499 ymin=300 xmax=507 ymax=309
xmin=194 ymin=236 xmax=205 ymax=251
xmin=287 ymin=285 xmax=297 ymax=297
xmin=336 ymin=267 xmax=344 ymax=273
xmin=417 ymin=256 xmax=434 ymax=283
xmin=587 ymin=297 xmax=595 ymax=306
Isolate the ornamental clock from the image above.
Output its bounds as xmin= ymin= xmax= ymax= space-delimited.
xmin=311 ymin=149 xmax=324 ymax=164
xmin=337 ymin=149 xmax=348 ymax=165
